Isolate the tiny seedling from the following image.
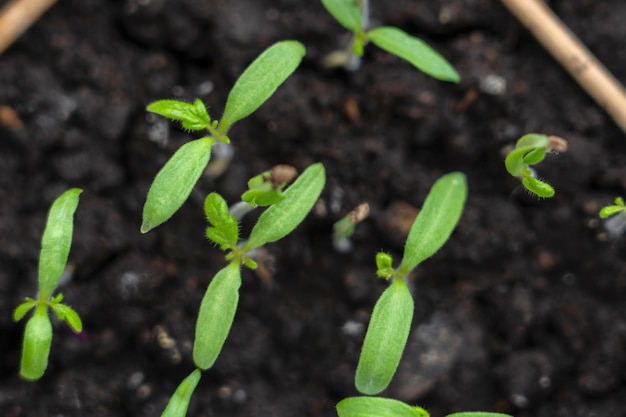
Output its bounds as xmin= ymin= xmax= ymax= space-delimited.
xmin=599 ymin=197 xmax=626 ymax=238
xmin=160 ymin=163 xmax=326 ymax=417
xmin=13 ymin=188 xmax=83 ymax=380
xmin=142 ymin=40 xmax=305 ymax=233
xmin=333 ymin=202 xmax=370 ymax=252
xmin=337 ymin=397 xmax=512 ymax=417
xmin=321 ymin=0 xmax=459 ymax=82
xmin=504 ymin=133 xmax=567 ymax=198
xmin=355 ymin=172 xmax=466 ymax=396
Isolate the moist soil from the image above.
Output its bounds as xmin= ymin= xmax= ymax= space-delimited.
xmin=1 ymin=1 xmax=626 ymax=416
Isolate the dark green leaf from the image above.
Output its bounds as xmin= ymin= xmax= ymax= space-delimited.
xmin=141 ymin=138 xmax=213 ymax=233
xmin=220 ymin=41 xmax=306 ymax=132
xmin=193 ymin=262 xmax=241 ymax=370
xmin=161 ymin=369 xmax=202 ymax=417
xmin=20 ymin=308 xmax=52 ymax=380
xmin=355 ymin=280 xmax=414 ymax=395
xmin=399 ymin=172 xmax=467 ymax=275
xmin=522 ymin=177 xmax=555 ymax=198
xmin=38 ymin=188 xmax=82 ymax=299
xmin=367 ymin=26 xmax=459 ymax=82
xmin=337 ymin=396 xmax=423 ymax=417
xmin=147 ymin=99 xmax=211 ymax=131
xmin=245 ymin=163 xmax=325 ymax=251
xmin=321 ymin=0 xmax=362 ymax=33
xmin=204 ymin=193 xmax=239 ymax=250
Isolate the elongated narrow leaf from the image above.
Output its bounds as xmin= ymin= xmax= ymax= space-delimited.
xmin=355 ymin=280 xmax=414 ymax=395
xmin=337 ymin=397 xmax=425 ymax=417
xmin=20 ymin=308 xmax=53 ymax=380
xmin=204 ymin=193 xmax=239 ymax=250
xmin=141 ymin=138 xmax=213 ymax=233
xmin=522 ymin=177 xmax=554 ymax=198
xmin=161 ymin=369 xmax=202 ymax=417
xmin=245 ymin=163 xmax=325 ymax=251
xmin=193 ymin=262 xmax=241 ymax=370
xmin=599 ymin=205 xmax=626 ymax=219
xmin=447 ymin=413 xmax=512 ymax=417
xmin=399 ymin=172 xmax=467 ymax=275
xmin=148 ymin=99 xmax=211 ymax=131
xmin=220 ymin=41 xmax=306 ymax=132
xmin=321 ymin=0 xmax=362 ymax=33
xmin=38 ymin=188 xmax=82 ymax=299
xmin=504 ymin=146 xmax=535 ymax=177
xmin=367 ymin=26 xmax=459 ymax=82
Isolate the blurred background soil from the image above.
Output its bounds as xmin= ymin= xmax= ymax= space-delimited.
xmin=1 ymin=1 xmax=626 ymax=416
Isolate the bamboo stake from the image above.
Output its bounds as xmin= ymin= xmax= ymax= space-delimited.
xmin=499 ymin=0 xmax=626 ymax=135
xmin=0 ymin=0 xmax=58 ymax=54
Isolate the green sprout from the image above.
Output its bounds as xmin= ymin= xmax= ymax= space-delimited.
xmin=599 ymin=197 xmax=626 ymax=219
xmin=337 ymin=397 xmax=512 ymax=417
xmin=160 ymin=163 xmax=326 ymax=417
xmin=141 ymin=40 xmax=306 ymax=233
xmin=13 ymin=188 xmax=83 ymax=381
xmin=333 ymin=202 xmax=370 ymax=252
xmin=321 ymin=0 xmax=459 ymax=82
xmin=355 ymin=172 xmax=467 ymax=396
xmin=504 ymin=133 xmax=568 ymax=198
xmin=599 ymin=197 xmax=626 ymax=238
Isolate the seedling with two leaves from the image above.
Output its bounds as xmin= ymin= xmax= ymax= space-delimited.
xmin=13 ymin=188 xmax=83 ymax=380
xmin=599 ymin=197 xmax=626 ymax=238
xmin=161 ymin=163 xmax=326 ymax=417
xmin=321 ymin=0 xmax=459 ymax=82
xmin=142 ymin=40 xmax=305 ymax=233
xmin=504 ymin=133 xmax=567 ymax=198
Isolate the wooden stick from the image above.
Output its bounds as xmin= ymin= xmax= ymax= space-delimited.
xmin=0 ymin=0 xmax=58 ymax=54
xmin=499 ymin=0 xmax=626 ymax=135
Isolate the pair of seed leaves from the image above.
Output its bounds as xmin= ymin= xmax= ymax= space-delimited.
xmin=321 ymin=0 xmax=459 ymax=82
xmin=142 ymin=40 xmax=306 ymax=233
xmin=337 ymin=397 xmax=512 ymax=417
xmin=504 ymin=133 xmax=556 ymax=198
xmin=13 ymin=188 xmax=83 ymax=381
xmin=162 ymin=163 xmax=326 ymax=417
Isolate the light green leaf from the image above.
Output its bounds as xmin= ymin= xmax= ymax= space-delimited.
xmin=147 ymin=99 xmax=211 ymax=131
xmin=220 ymin=41 xmax=306 ymax=132
xmin=337 ymin=396 xmax=423 ymax=417
xmin=204 ymin=193 xmax=239 ymax=250
xmin=447 ymin=413 xmax=513 ymax=417
xmin=522 ymin=177 xmax=555 ymax=198
xmin=193 ymin=262 xmax=241 ymax=370
xmin=367 ymin=26 xmax=459 ymax=82
xmin=161 ymin=369 xmax=202 ymax=417
xmin=38 ymin=188 xmax=82 ymax=299
xmin=355 ymin=280 xmax=414 ymax=395
xmin=375 ymin=252 xmax=394 ymax=280
xmin=321 ymin=0 xmax=363 ymax=33
xmin=599 ymin=205 xmax=626 ymax=219
xmin=20 ymin=307 xmax=53 ymax=381
xmin=244 ymin=163 xmax=326 ymax=251
xmin=521 ymin=147 xmax=546 ymax=165
xmin=515 ymin=133 xmax=548 ymax=149
xmin=398 ymin=172 xmax=467 ymax=275
xmin=504 ymin=146 xmax=534 ymax=177
xmin=13 ymin=300 xmax=37 ymax=322
xmin=51 ymin=303 xmax=83 ymax=333
xmin=141 ymin=138 xmax=213 ymax=233
xmin=615 ymin=197 xmax=625 ymax=206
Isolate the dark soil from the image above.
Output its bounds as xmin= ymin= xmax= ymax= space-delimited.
xmin=2 ymin=0 xmax=626 ymax=416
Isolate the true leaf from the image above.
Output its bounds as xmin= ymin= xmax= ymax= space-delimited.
xmin=13 ymin=301 xmax=36 ymax=322
xmin=321 ymin=0 xmax=363 ymax=33
xmin=20 ymin=308 xmax=53 ymax=381
xmin=147 ymin=99 xmax=211 ymax=131
xmin=51 ymin=303 xmax=83 ymax=333
xmin=38 ymin=188 xmax=82 ymax=299
xmin=244 ymin=163 xmax=326 ymax=251
xmin=398 ymin=172 xmax=467 ymax=275
xmin=220 ymin=41 xmax=306 ymax=132
xmin=193 ymin=262 xmax=241 ymax=370
xmin=204 ymin=193 xmax=239 ymax=250
xmin=367 ymin=26 xmax=460 ymax=82
xmin=337 ymin=397 xmax=426 ymax=417
xmin=522 ymin=176 xmax=555 ymax=198
xmin=141 ymin=137 xmax=213 ymax=233
xmin=355 ymin=279 xmax=414 ymax=395
xmin=161 ymin=369 xmax=202 ymax=417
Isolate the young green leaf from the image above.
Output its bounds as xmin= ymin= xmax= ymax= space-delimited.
xmin=600 ymin=205 xmax=626 ymax=219
xmin=447 ymin=413 xmax=512 ymax=417
xmin=355 ymin=279 xmax=414 ymax=395
xmin=193 ymin=262 xmax=242 ymax=370
xmin=50 ymin=303 xmax=83 ymax=333
xmin=521 ymin=147 xmax=546 ymax=165
xmin=38 ymin=188 xmax=82 ymax=300
xmin=337 ymin=396 xmax=424 ymax=417
xmin=220 ymin=41 xmax=306 ymax=133
xmin=321 ymin=0 xmax=363 ymax=33
xmin=375 ymin=252 xmax=394 ymax=280
xmin=20 ymin=308 xmax=53 ymax=381
xmin=244 ymin=163 xmax=326 ymax=251
xmin=161 ymin=369 xmax=202 ymax=417
xmin=515 ymin=133 xmax=548 ymax=149
xmin=504 ymin=146 xmax=535 ymax=177
xmin=13 ymin=300 xmax=37 ymax=322
xmin=142 ymin=137 xmax=213 ymax=233
xmin=398 ymin=172 xmax=467 ymax=275
xmin=204 ymin=193 xmax=239 ymax=250
xmin=147 ymin=99 xmax=211 ymax=131
xmin=522 ymin=176 xmax=555 ymax=198
xmin=367 ymin=26 xmax=460 ymax=83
